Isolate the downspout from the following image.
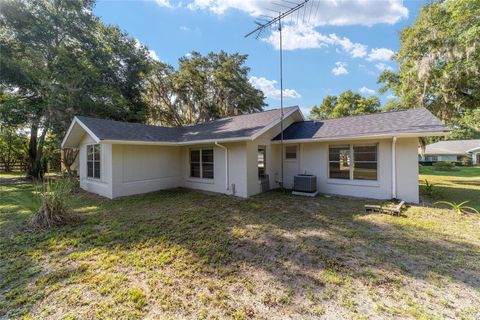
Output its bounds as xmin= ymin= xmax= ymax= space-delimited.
xmin=215 ymin=142 xmax=229 ymax=192
xmin=391 ymin=136 xmax=397 ymax=199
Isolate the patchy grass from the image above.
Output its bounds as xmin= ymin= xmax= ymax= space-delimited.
xmin=1 ymin=172 xmax=480 ymax=319
xmin=420 ymin=166 xmax=480 ymax=209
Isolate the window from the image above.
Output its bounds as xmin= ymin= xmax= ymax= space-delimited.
xmin=258 ymin=146 xmax=266 ymax=178
xmin=353 ymin=145 xmax=377 ymax=180
xmin=190 ymin=148 xmax=214 ymax=179
xmin=329 ymin=145 xmax=351 ymax=179
xmin=285 ymin=145 xmax=297 ymax=160
xmin=329 ymin=144 xmax=378 ymax=181
xmin=87 ymin=144 xmax=100 ymax=179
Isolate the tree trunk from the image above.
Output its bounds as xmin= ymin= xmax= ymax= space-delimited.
xmin=27 ymin=122 xmax=39 ymax=178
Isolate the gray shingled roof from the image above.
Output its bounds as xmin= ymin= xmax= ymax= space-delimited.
xmin=273 ymin=108 xmax=448 ymax=141
xmin=424 ymin=139 xmax=480 ymax=155
xmin=76 ymin=106 xmax=299 ymax=143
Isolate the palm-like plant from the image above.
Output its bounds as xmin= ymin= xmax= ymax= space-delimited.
xmin=435 ymin=201 xmax=479 ymax=215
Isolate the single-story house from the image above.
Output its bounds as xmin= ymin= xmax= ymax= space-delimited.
xmin=61 ymin=106 xmax=449 ymax=203
xmin=420 ymin=139 xmax=480 ymax=164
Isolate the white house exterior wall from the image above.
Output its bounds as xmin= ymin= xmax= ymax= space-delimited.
xmin=395 ymin=138 xmax=419 ymax=203
xmin=245 ymin=113 xmax=301 ymax=196
xmin=181 ymin=142 xmax=249 ymax=198
xmin=111 ymin=145 xmax=182 ymax=198
xmin=274 ymin=137 xmax=420 ymax=203
xmin=79 ymin=135 xmax=113 ymax=199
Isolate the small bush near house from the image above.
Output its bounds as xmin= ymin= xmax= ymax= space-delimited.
xmin=459 ymin=156 xmax=473 ymax=167
xmin=423 ymin=179 xmax=435 ymax=195
xmin=432 ymin=162 xmax=457 ymax=171
xmin=435 ymin=200 xmax=479 ymax=215
xmin=29 ymin=178 xmax=76 ymax=229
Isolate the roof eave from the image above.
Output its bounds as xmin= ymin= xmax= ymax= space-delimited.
xmin=271 ymin=130 xmax=450 ymax=144
xmin=100 ymin=136 xmax=251 ymax=146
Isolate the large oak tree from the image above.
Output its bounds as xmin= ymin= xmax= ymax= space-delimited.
xmin=0 ymin=0 xmax=152 ymax=177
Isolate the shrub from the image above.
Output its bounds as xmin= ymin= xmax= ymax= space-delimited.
xmin=435 ymin=200 xmax=479 ymax=215
xmin=423 ymin=179 xmax=435 ymax=195
xmin=432 ymin=161 xmax=457 ymax=171
xmin=29 ymin=178 xmax=76 ymax=229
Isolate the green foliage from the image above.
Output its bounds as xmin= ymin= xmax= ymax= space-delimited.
xmin=423 ymin=179 xmax=435 ymax=195
xmin=378 ymin=0 xmax=480 ymax=139
xmin=146 ymin=51 xmax=265 ymax=126
xmin=0 ymin=0 xmax=153 ymax=177
xmin=432 ymin=162 xmax=456 ymax=171
xmin=0 ymin=126 xmax=28 ymax=172
xmin=435 ymin=201 xmax=479 ymax=215
xmin=310 ymin=90 xmax=381 ymax=120
xmin=29 ymin=178 xmax=76 ymax=229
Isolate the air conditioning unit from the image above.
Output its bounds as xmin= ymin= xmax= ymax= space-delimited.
xmin=293 ymin=174 xmax=318 ymax=196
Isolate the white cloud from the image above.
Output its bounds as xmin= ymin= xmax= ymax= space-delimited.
xmin=249 ymin=76 xmax=301 ymax=100
xmin=375 ymin=63 xmax=394 ymax=71
xmin=180 ymin=25 xmax=190 ymax=31
xmin=155 ymin=0 xmax=172 ymax=8
xmin=327 ymin=34 xmax=367 ymax=58
xmin=367 ymin=48 xmax=394 ymax=61
xmin=185 ymin=52 xmax=193 ymax=58
xmin=187 ymin=0 xmax=408 ymax=26
xmin=134 ymin=39 xmax=161 ymax=61
xmin=332 ymin=62 xmax=348 ymax=76
xmin=261 ymin=24 xmax=329 ymax=50
xmin=359 ymin=86 xmax=375 ymax=95
xmin=262 ymin=26 xmax=370 ymax=60
xmin=387 ymin=94 xmax=397 ymax=100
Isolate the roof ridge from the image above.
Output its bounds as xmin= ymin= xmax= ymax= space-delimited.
xmin=76 ymin=116 xmax=181 ymax=130
xmin=77 ymin=106 xmax=299 ymax=130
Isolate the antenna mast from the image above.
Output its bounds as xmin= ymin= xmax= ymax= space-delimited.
xmin=245 ymin=0 xmax=309 ymax=189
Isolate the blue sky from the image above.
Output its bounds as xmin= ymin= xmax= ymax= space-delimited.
xmin=94 ymin=0 xmax=424 ymax=115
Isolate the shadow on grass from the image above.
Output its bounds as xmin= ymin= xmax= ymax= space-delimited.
xmin=1 ymin=182 xmax=479 ymax=317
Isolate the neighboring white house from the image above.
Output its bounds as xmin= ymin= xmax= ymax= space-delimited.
xmin=420 ymin=139 xmax=480 ymax=164
xmin=62 ymin=107 xmax=449 ymax=203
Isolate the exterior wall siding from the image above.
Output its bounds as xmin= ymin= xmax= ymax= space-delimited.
xmin=111 ymin=145 xmax=182 ymax=198
xmin=273 ymin=137 xmax=420 ymax=203
xmin=395 ymin=138 xmax=419 ymax=203
xmin=245 ymin=113 xmax=301 ymax=196
xmin=182 ymin=142 xmax=248 ymax=198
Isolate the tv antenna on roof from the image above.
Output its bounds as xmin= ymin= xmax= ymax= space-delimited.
xmin=245 ymin=0 xmax=311 ymax=189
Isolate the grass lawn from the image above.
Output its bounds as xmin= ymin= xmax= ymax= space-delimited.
xmin=419 ymin=166 xmax=480 ymax=209
xmin=1 ymin=170 xmax=479 ymax=319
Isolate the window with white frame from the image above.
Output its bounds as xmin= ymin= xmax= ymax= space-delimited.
xmin=87 ymin=144 xmax=101 ymax=179
xmin=329 ymin=144 xmax=378 ymax=181
xmin=190 ymin=148 xmax=214 ymax=179
xmin=285 ymin=145 xmax=297 ymax=160
xmin=258 ymin=146 xmax=266 ymax=178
